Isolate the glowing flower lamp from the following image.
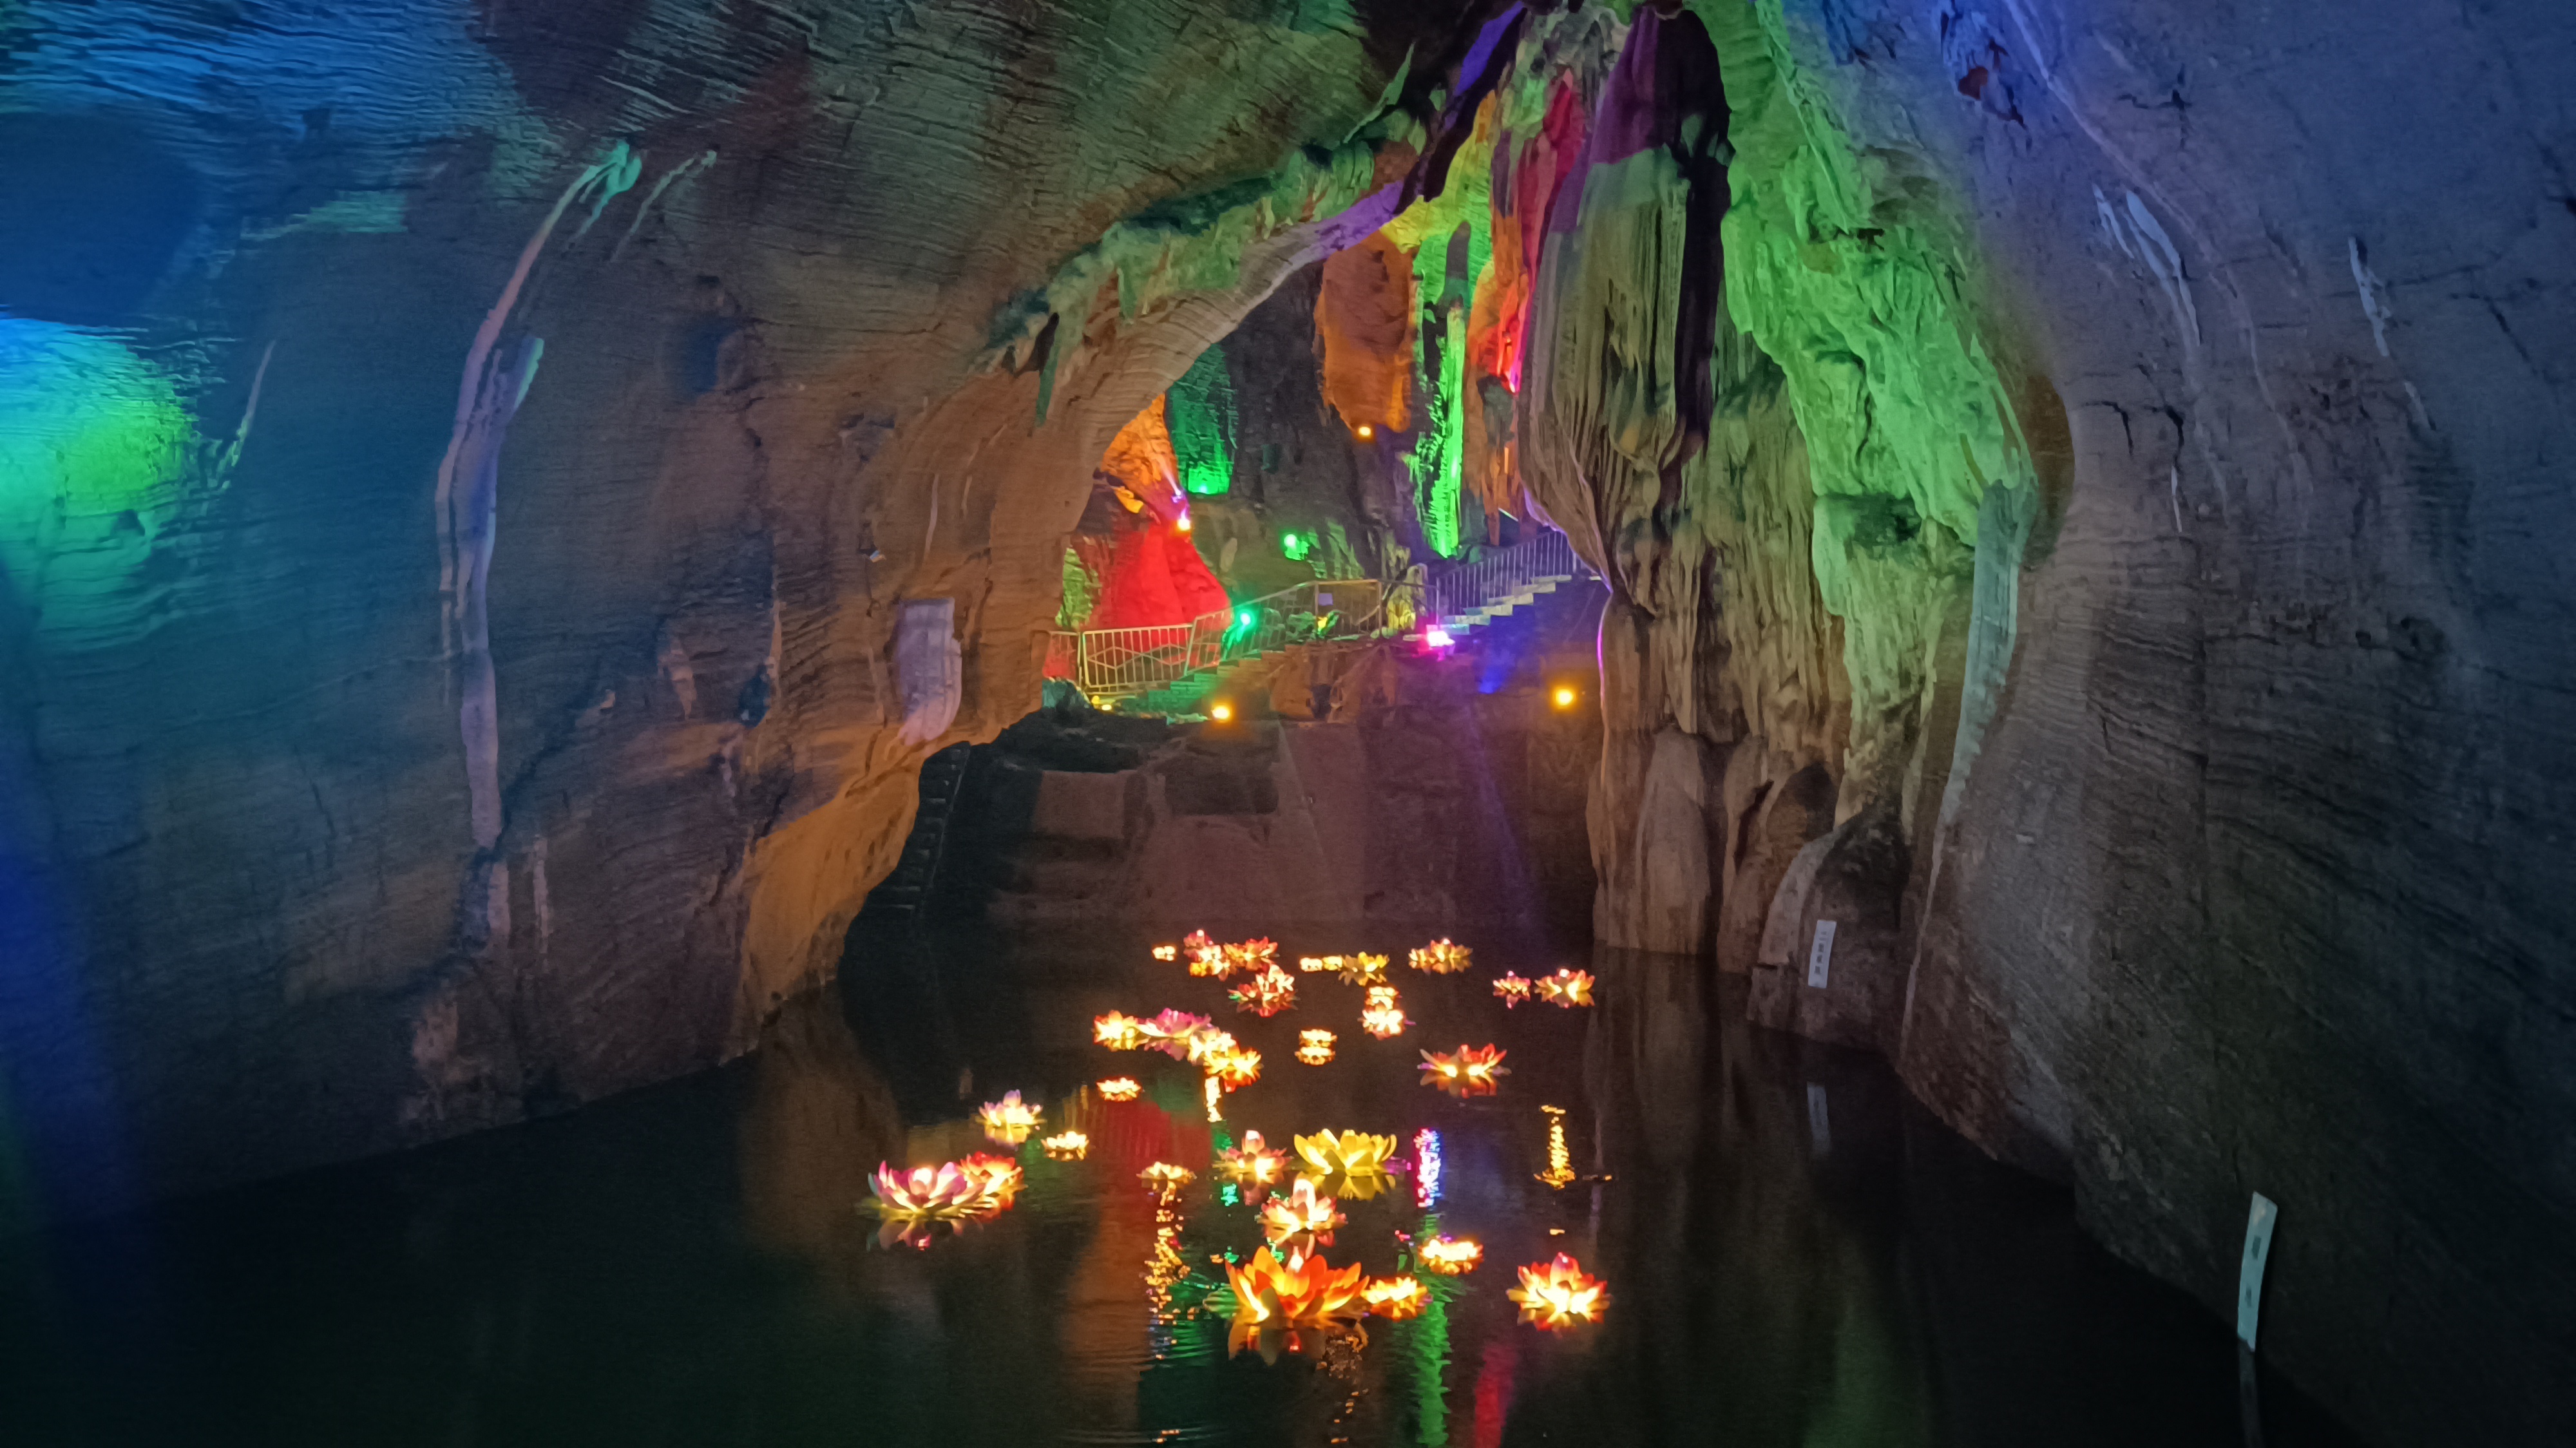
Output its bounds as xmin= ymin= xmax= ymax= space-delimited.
xmin=1151 ymin=944 xmax=1179 ymax=962
xmin=957 ymin=1152 xmax=1024 ymax=1213
xmin=1509 ymin=1253 xmax=1608 ymax=1330
xmin=1417 ymin=1235 xmax=1483 ymax=1275
xmin=1093 ymin=1011 xmax=1148 ymax=1050
xmin=1221 ymin=937 xmax=1280 ymax=974
xmin=1360 ymin=984 xmax=1409 ymax=1039
xmin=1229 ymin=964 xmax=1297 ymax=1017
xmin=1181 ymin=1025 xmax=1236 ymax=1065
xmin=1419 ymin=1043 xmax=1509 ymax=1099
xmin=976 ymin=1089 xmax=1044 ymax=1144
xmin=1260 ymin=1176 xmax=1346 ymax=1253
xmin=1364 ymin=1276 xmax=1428 ymax=1320
xmin=1098 ymin=1077 xmax=1141 ymax=1101
xmin=1217 ymin=1130 xmax=1290 ymax=1201
xmin=1139 ymin=1162 xmax=1196 ymax=1201
xmin=1295 ymin=1029 xmax=1337 ymax=1066
xmin=1337 ymin=953 xmax=1389 ymax=986
xmin=1293 ymin=1130 xmax=1398 ymax=1201
xmin=1223 ymin=1246 xmax=1367 ymax=1363
xmin=1184 ymin=931 xmax=1226 ymax=976
xmin=1491 ymin=973 xmax=1532 ymax=1007
xmin=1206 ymin=1045 xmax=1262 ymax=1090
xmin=1409 ymin=938 xmax=1472 ymax=975
xmin=864 ymin=1162 xmax=982 ymax=1249
xmin=1536 ymin=969 xmax=1596 ymax=1007
xmin=1297 ymin=955 xmax=1342 ymax=974
xmin=1042 ymin=1131 xmax=1089 ymax=1161
xmin=1141 ymin=1008 xmax=1217 ymax=1058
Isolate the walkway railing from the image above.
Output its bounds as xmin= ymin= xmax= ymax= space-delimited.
xmin=1049 ymin=578 xmax=1382 ymax=699
xmin=1411 ymin=526 xmax=1592 ymax=637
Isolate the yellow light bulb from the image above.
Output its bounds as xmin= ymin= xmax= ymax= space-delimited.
xmin=1355 ymin=424 xmax=1374 ymax=440
xmin=1210 ymin=702 xmax=1234 ymax=722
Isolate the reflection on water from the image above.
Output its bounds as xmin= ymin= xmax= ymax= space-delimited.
xmin=0 ymin=925 xmax=2361 ymax=1447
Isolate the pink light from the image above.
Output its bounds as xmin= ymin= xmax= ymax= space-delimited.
xmin=1424 ymin=627 xmax=1455 ymax=649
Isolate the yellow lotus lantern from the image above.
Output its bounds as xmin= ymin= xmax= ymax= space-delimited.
xmin=1364 ymin=1276 xmax=1427 ymax=1320
xmin=1293 ymin=1129 xmax=1398 ymax=1201
xmin=1337 ymin=953 xmax=1390 ymax=986
xmin=1139 ymin=1162 xmax=1196 ymax=1201
xmin=1205 ymin=1045 xmax=1263 ymax=1089
xmin=976 ymin=1089 xmax=1044 ymax=1144
xmin=1217 ymin=1130 xmax=1290 ymax=1200
xmin=1409 ymin=938 xmax=1472 ymax=974
xmin=1295 ymin=954 xmax=1340 ymax=974
xmin=1228 ymin=963 xmax=1297 ymax=1017
xmin=1042 ymin=1131 xmax=1089 ymax=1161
xmin=1359 ymin=984 xmax=1409 ymax=1038
xmin=1222 ymin=1246 xmax=1366 ymax=1363
xmin=1181 ymin=1025 xmax=1237 ymax=1065
xmin=1417 ymin=1235 xmax=1484 ymax=1275
xmin=1151 ymin=944 xmax=1179 ymax=962
xmin=1509 ymin=1253 xmax=1608 ymax=1330
xmin=1219 ymin=936 xmax=1280 ymax=975
xmin=1536 ymin=968 xmax=1596 ymax=1007
xmin=1184 ymin=929 xmax=1226 ymax=976
xmin=957 ymin=1152 xmax=1025 ymax=1213
xmin=863 ymin=1161 xmax=983 ymax=1249
xmin=1260 ymin=1176 xmax=1346 ymax=1252
xmin=1295 ymin=1029 xmax=1337 ymax=1066
xmin=1419 ymin=1043 xmax=1509 ymax=1099
xmin=1491 ymin=973 xmax=1532 ymax=1007
xmin=1098 ymin=1077 xmax=1141 ymax=1101
xmin=1093 ymin=1011 xmax=1148 ymax=1050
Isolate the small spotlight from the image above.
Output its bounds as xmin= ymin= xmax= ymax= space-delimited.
xmin=1424 ymin=627 xmax=1454 ymax=649
xmin=1209 ymin=701 xmax=1234 ymax=722
xmin=1176 ymin=515 xmax=1194 ymax=533
xmin=1355 ymin=424 xmax=1375 ymax=440
xmin=1552 ymin=686 xmax=1578 ymax=709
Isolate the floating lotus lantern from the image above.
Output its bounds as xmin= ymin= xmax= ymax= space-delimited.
xmin=1296 ymin=955 xmax=1340 ymax=974
xmin=1093 ymin=1011 xmax=1148 ymax=1050
xmin=1217 ymin=1130 xmax=1290 ymax=1200
xmin=1229 ymin=964 xmax=1297 ymax=1017
xmin=1184 ymin=929 xmax=1226 ymax=976
xmin=957 ymin=1152 xmax=1024 ymax=1212
xmin=1337 ymin=953 xmax=1390 ymax=986
xmin=1181 ymin=1025 xmax=1237 ymax=1065
xmin=1363 ymin=1276 xmax=1427 ymax=1320
xmin=976 ymin=1089 xmax=1044 ymax=1144
xmin=1042 ymin=1131 xmax=1089 ymax=1161
xmin=1223 ymin=1246 xmax=1367 ymax=1363
xmin=1409 ymin=938 xmax=1472 ymax=974
xmin=1220 ymin=937 xmax=1280 ymax=975
xmin=1509 ymin=1253 xmax=1608 ymax=1330
xmin=1151 ymin=944 xmax=1179 ymax=962
xmin=1293 ymin=1129 xmax=1398 ymax=1201
xmin=1419 ymin=1043 xmax=1509 ymax=1098
xmin=1417 ymin=1235 xmax=1484 ymax=1275
xmin=1260 ymin=1176 xmax=1346 ymax=1252
xmin=1491 ymin=973 xmax=1532 ymax=1007
xmin=1141 ymin=1008 xmax=1217 ymax=1059
xmin=1295 ymin=1029 xmax=1337 ymax=1066
xmin=1204 ymin=1044 xmax=1263 ymax=1089
xmin=1536 ymin=969 xmax=1596 ymax=1007
xmin=864 ymin=1162 xmax=984 ymax=1249
xmin=1139 ymin=1162 xmax=1196 ymax=1201
xmin=1098 ymin=1077 xmax=1141 ymax=1101
xmin=1359 ymin=984 xmax=1409 ymax=1039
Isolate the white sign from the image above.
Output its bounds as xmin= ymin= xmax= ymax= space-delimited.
xmin=1806 ymin=919 xmax=1837 ymax=988
xmin=1806 ymin=1083 xmax=1831 ymax=1157
xmin=2238 ymin=1193 xmax=2278 ymax=1349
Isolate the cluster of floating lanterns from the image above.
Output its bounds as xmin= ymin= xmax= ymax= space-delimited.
xmin=1408 ymin=938 xmax=1473 ymax=974
xmin=1492 ymin=967 xmax=1594 ymax=1008
xmin=1228 ymin=963 xmax=1298 ymax=1017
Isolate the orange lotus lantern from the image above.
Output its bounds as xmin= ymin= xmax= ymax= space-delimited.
xmin=1042 ymin=1131 xmax=1089 ymax=1161
xmin=957 ymin=1152 xmax=1024 ymax=1213
xmin=1151 ymin=944 xmax=1179 ymax=962
xmin=1259 ymin=1176 xmax=1346 ymax=1252
xmin=1183 ymin=929 xmax=1226 ymax=976
xmin=1219 ymin=937 xmax=1280 ymax=975
xmin=976 ymin=1089 xmax=1044 ymax=1144
xmin=1295 ymin=1029 xmax=1337 ymax=1066
xmin=1094 ymin=1011 xmax=1148 ymax=1050
xmin=1509 ymin=1252 xmax=1608 ymax=1330
xmin=1206 ymin=1045 xmax=1262 ymax=1090
xmin=1359 ymin=984 xmax=1409 ymax=1039
xmin=1409 ymin=938 xmax=1472 ymax=974
xmin=1491 ymin=973 xmax=1533 ymax=1007
xmin=1182 ymin=1025 xmax=1237 ymax=1065
xmin=1139 ymin=1162 xmax=1196 ymax=1201
xmin=1337 ymin=953 xmax=1390 ymax=986
xmin=1417 ymin=1235 xmax=1484 ymax=1275
xmin=1217 ymin=1130 xmax=1290 ymax=1200
xmin=1223 ymin=1246 xmax=1367 ymax=1363
xmin=1419 ymin=1043 xmax=1509 ymax=1099
xmin=863 ymin=1161 xmax=983 ymax=1248
xmin=1536 ymin=968 xmax=1596 ymax=1007
xmin=1293 ymin=1129 xmax=1398 ymax=1201
xmin=1363 ymin=1276 xmax=1428 ymax=1320
xmin=1098 ymin=1077 xmax=1141 ymax=1101
xmin=1229 ymin=963 xmax=1297 ymax=1017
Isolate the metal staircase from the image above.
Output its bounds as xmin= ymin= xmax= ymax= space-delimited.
xmin=861 ymin=741 xmax=974 ymax=917
xmin=1406 ymin=527 xmax=1592 ymax=642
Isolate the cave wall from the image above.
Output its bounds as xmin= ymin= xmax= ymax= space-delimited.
xmin=0 ymin=0 xmax=1496 ymax=1223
